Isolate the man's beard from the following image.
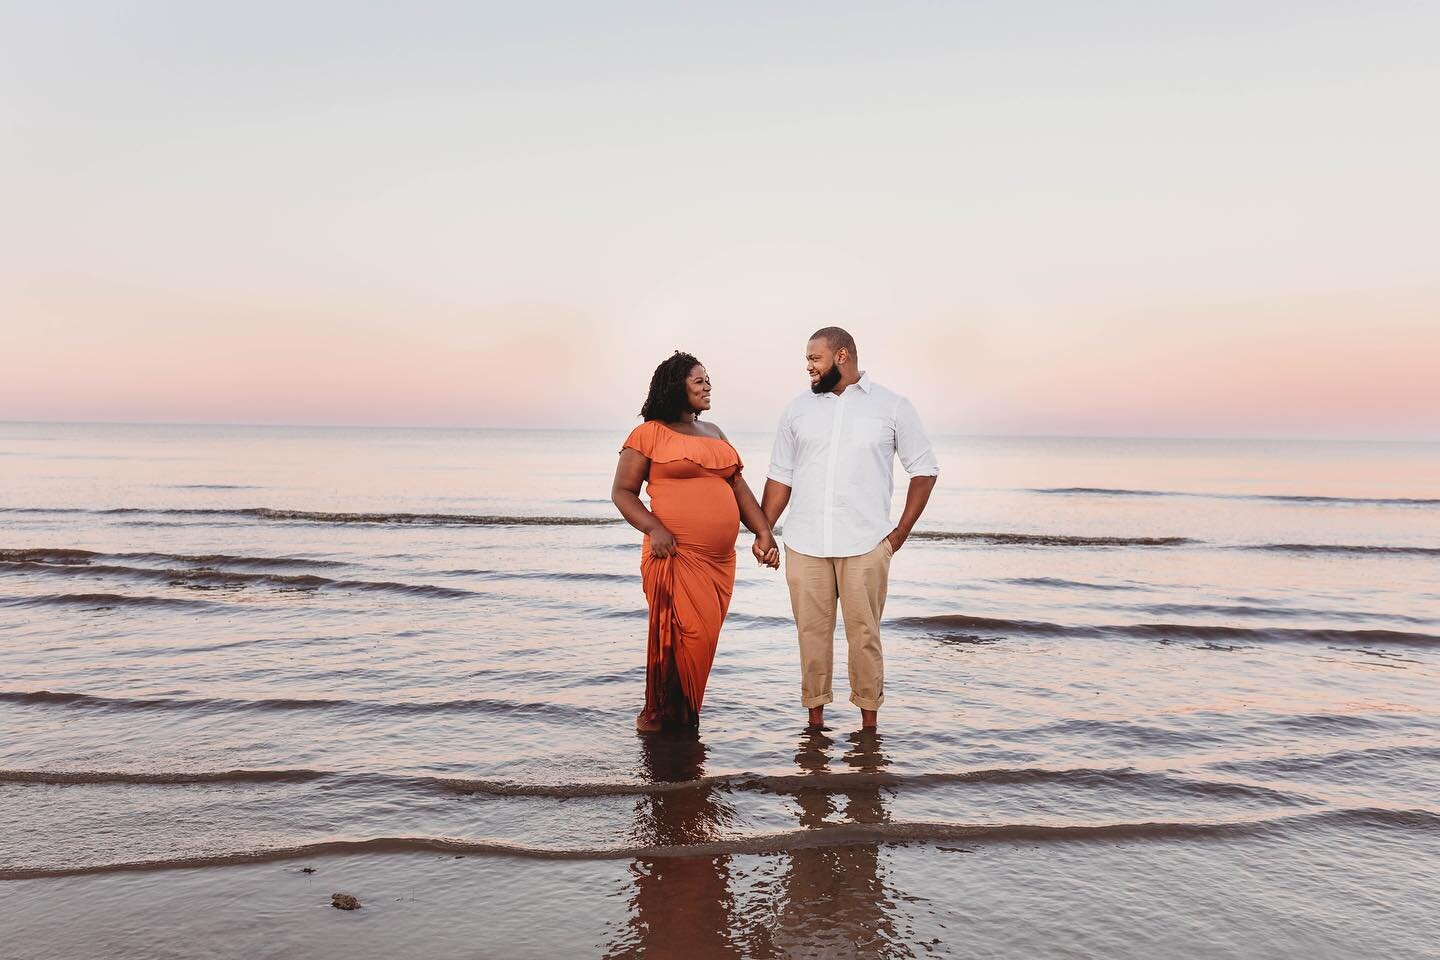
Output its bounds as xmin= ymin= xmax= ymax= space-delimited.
xmin=811 ymin=364 xmax=843 ymax=394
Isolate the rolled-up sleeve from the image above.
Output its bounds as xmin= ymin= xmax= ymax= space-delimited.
xmin=895 ymin=398 xmax=939 ymax=478
xmin=767 ymin=409 xmax=798 ymax=486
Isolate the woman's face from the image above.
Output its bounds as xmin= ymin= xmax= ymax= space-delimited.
xmin=685 ymin=364 xmax=712 ymax=414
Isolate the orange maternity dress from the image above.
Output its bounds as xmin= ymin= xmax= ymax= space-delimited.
xmin=622 ymin=420 xmax=741 ymax=728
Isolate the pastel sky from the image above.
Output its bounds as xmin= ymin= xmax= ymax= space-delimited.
xmin=3 ymin=1 xmax=1437 ymax=438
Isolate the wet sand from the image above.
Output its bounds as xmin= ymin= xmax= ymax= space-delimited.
xmin=5 ymin=824 xmax=1436 ymax=959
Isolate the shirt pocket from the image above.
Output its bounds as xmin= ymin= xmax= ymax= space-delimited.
xmin=851 ymin=416 xmax=892 ymax=448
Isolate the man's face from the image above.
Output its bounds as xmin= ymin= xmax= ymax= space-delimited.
xmin=807 ymin=338 xmax=844 ymax=394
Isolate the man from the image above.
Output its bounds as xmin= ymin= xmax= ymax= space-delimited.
xmin=761 ymin=327 xmax=939 ymax=730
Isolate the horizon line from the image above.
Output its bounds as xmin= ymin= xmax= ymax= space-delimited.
xmin=1 ymin=418 xmax=1437 ymax=445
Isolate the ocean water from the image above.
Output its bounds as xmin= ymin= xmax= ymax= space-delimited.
xmin=1 ymin=422 xmax=1437 ymax=958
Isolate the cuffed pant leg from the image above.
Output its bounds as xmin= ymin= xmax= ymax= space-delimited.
xmin=785 ymin=546 xmax=839 ymax=708
xmin=836 ymin=539 xmax=891 ymax=710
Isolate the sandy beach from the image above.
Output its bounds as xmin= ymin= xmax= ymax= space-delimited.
xmin=8 ymin=823 xmax=1439 ymax=959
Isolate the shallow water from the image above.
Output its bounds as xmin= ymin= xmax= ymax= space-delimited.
xmin=1 ymin=423 xmax=1437 ymax=957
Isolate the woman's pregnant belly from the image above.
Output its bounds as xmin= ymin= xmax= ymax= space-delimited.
xmin=647 ymin=475 xmax=739 ymax=557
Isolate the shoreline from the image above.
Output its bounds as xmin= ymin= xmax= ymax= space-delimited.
xmin=9 ymin=803 xmax=1439 ymax=882
xmin=6 ymin=828 xmax=1437 ymax=960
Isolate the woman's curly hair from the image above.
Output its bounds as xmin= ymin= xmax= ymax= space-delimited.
xmin=640 ymin=351 xmax=702 ymax=422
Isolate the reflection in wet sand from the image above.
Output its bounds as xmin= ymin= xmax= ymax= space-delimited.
xmin=605 ymin=733 xmax=744 ymax=959
xmin=607 ymin=729 xmax=914 ymax=958
xmin=766 ymin=728 xmax=912 ymax=958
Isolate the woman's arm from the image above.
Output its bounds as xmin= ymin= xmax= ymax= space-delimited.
xmin=733 ymin=473 xmax=780 ymax=568
xmin=611 ymin=448 xmax=676 ymax=557
xmin=731 ymin=471 xmax=771 ymax=536
xmin=710 ymin=425 xmax=778 ymax=567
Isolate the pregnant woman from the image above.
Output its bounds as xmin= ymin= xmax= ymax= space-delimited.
xmin=612 ymin=351 xmax=780 ymax=732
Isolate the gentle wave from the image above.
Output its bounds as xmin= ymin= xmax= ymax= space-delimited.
xmin=1241 ymin=543 xmax=1440 ymax=558
xmin=165 ymin=484 xmax=261 ymax=490
xmin=0 ymin=764 xmax=1316 ymax=808
xmin=0 ymin=689 xmax=606 ymax=719
xmin=910 ymin=531 xmax=1193 ymax=547
xmin=756 ymin=768 xmax=1308 ymax=804
xmin=1026 ymin=717 xmax=1231 ymax=749
xmin=0 ymin=768 xmax=326 ymax=785
xmin=0 ymin=506 xmax=619 ymax=526
xmin=1030 ymin=487 xmax=1440 ymax=507
xmin=1210 ymin=745 xmax=1440 ymax=777
xmin=4 ymin=808 xmax=1433 ymax=880
xmin=894 ymin=614 xmax=1440 ymax=647
xmin=1247 ymin=713 xmax=1404 ymax=735
xmin=0 ymin=559 xmax=480 ymax=599
xmin=1031 ymin=487 xmax=1170 ymax=498
xmin=437 ymin=568 xmax=639 ymax=585
xmin=1131 ymin=602 xmax=1436 ymax=626
xmin=433 ymin=766 xmax=1314 ymax=806
xmin=0 ymin=547 xmax=346 ymax=569
xmin=911 ymin=532 xmax=1440 ymax=556
xmin=1003 ymin=577 xmax=1144 ymax=592
xmin=2 ymin=550 xmax=639 ymax=591
xmin=0 ymin=593 xmax=220 ymax=610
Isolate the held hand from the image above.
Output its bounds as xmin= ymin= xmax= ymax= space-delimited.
xmin=886 ymin=529 xmax=906 ymax=554
xmin=753 ymin=532 xmax=781 ymax=569
xmin=649 ymin=525 xmax=678 ymax=559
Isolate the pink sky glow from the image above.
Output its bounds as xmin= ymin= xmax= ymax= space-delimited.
xmin=3 ymin=3 xmax=1437 ymax=439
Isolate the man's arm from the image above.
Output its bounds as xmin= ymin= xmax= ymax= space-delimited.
xmin=888 ymin=397 xmax=939 ymax=552
xmin=761 ymin=479 xmax=792 ymax=531
xmin=762 ymin=405 xmax=797 ymax=532
xmin=886 ymin=475 xmax=936 ymax=552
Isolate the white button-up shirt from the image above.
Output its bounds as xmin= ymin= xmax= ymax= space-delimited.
xmin=767 ymin=372 xmax=939 ymax=558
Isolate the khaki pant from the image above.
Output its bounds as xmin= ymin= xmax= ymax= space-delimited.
xmin=784 ymin=539 xmax=893 ymax=711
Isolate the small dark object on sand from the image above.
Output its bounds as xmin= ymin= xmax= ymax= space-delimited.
xmin=331 ymin=893 xmax=361 ymax=910
xmin=301 ymin=867 xmax=316 ymax=874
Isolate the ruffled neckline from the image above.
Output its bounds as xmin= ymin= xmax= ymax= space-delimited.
xmin=639 ymin=420 xmax=742 ymax=470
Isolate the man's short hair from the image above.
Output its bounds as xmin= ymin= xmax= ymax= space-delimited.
xmin=809 ymin=326 xmax=857 ymax=358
